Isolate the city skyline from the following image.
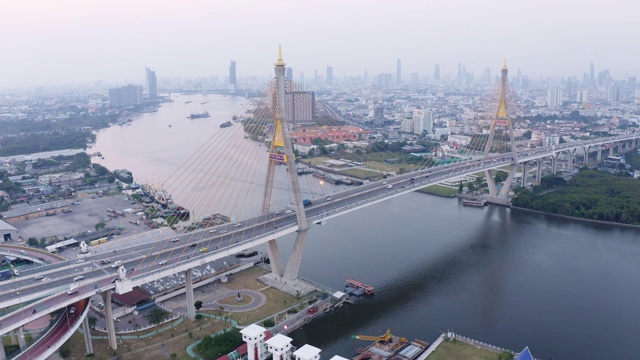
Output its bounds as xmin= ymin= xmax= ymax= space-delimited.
xmin=2 ymin=0 xmax=639 ymax=89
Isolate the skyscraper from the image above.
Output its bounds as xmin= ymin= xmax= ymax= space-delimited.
xmin=434 ymin=65 xmax=440 ymax=81
xmin=229 ymin=60 xmax=237 ymax=89
xmin=590 ymin=62 xmax=595 ymax=87
xmin=286 ymin=67 xmax=293 ymax=81
xmin=547 ymin=88 xmax=562 ymax=108
xmin=396 ymin=59 xmax=402 ymax=84
xmin=145 ymin=66 xmax=157 ymax=99
xmin=326 ymin=66 xmax=333 ymax=85
xmin=109 ymin=85 xmax=143 ymax=106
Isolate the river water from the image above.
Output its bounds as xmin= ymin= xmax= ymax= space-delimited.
xmin=92 ymin=95 xmax=640 ymax=359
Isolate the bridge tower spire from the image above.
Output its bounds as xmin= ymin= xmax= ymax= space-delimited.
xmin=262 ymin=46 xmax=311 ymax=282
xmin=484 ymin=59 xmax=519 ymax=200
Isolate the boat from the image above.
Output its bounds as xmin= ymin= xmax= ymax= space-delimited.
xmin=220 ymin=121 xmax=233 ymax=128
xmin=345 ymin=278 xmax=375 ymax=295
xmin=185 ymin=101 xmax=192 ymax=104
xmin=462 ymin=199 xmax=486 ymax=207
xmin=189 ymin=111 xmax=210 ymax=119
xmin=201 ymin=101 xmax=209 ymax=105
xmin=352 ymin=329 xmax=429 ymax=360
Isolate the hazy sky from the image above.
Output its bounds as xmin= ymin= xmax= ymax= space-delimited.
xmin=2 ymin=0 xmax=638 ymax=88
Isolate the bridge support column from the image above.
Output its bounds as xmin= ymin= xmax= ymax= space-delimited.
xmin=17 ymin=327 xmax=25 ymax=350
xmin=582 ymin=146 xmax=591 ymax=165
xmin=536 ymin=160 xmax=542 ymax=184
xmin=0 ymin=338 xmax=5 ymax=360
xmin=283 ymin=229 xmax=309 ymax=281
xmin=597 ymin=148 xmax=603 ymax=162
xmin=567 ymin=149 xmax=576 ymax=170
xmin=521 ymin=162 xmax=527 ymax=188
xmin=484 ymin=170 xmax=497 ymax=197
xmin=185 ymin=268 xmax=195 ymax=321
xmin=102 ymin=290 xmax=117 ymax=350
xmin=498 ymin=164 xmax=518 ymax=198
xmin=83 ymin=315 xmax=94 ymax=355
xmin=266 ymin=240 xmax=285 ymax=278
xmin=551 ymin=153 xmax=558 ymax=175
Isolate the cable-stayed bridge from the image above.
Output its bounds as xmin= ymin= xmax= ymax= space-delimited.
xmin=0 ymin=49 xmax=638 ymax=359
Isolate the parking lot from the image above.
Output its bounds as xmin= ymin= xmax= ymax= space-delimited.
xmin=12 ymin=195 xmax=149 ymax=242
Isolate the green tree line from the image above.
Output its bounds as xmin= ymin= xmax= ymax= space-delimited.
xmin=513 ymin=170 xmax=640 ymax=224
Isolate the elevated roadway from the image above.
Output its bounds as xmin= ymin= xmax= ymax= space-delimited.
xmin=0 ymin=134 xmax=637 ymax=352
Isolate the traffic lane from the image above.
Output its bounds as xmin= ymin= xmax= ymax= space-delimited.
xmin=19 ymin=299 xmax=88 ymax=359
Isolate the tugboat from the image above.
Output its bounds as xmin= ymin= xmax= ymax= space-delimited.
xmin=220 ymin=120 xmax=233 ymax=128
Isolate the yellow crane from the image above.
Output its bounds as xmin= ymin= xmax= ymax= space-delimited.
xmin=351 ymin=329 xmax=393 ymax=343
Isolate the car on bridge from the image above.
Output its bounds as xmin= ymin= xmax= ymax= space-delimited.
xmin=386 ymin=185 xmax=393 ymax=189
xmin=69 ymin=306 xmax=76 ymax=314
xmin=159 ymin=260 xmax=167 ymax=266
xmin=200 ymin=248 xmax=209 ymax=253
xmin=233 ymin=223 xmax=242 ymax=228
xmin=73 ymin=275 xmax=84 ymax=281
xmin=171 ymin=237 xmax=180 ymax=242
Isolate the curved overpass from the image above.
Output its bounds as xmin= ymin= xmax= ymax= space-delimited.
xmin=0 ymin=134 xmax=637 ymax=354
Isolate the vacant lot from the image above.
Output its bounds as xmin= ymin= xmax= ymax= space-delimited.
xmin=426 ymin=339 xmax=503 ymax=360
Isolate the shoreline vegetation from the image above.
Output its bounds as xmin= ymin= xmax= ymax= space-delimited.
xmin=511 ymin=169 xmax=640 ymax=227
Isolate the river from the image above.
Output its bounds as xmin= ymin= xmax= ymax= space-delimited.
xmin=92 ymin=94 xmax=640 ymax=359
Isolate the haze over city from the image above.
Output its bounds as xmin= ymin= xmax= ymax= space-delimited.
xmin=2 ymin=0 xmax=638 ymax=89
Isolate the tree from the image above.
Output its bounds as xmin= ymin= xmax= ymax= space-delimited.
xmin=194 ymin=300 xmax=203 ymax=312
xmin=458 ymin=181 xmax=464 ymax=193
xmin=27 ymin=237 xmax=39 ymax=247
xmin=494 ymin=171 xmax=508 ymax=183
xmin=467 ymin=183 xmax=476 ymax=192
xmin=95 ymin=221 xmax=106 ymax=231
xmin=144 ymin=308 xmax=170 ymax=325
xmin=498 ymin=352 xmax=514 ymax=360
xmin=88 ymin=316 xmax=97 ymax=329
xmin=522 ymin=130 xmax=532 ymax=140
xmin=59 ymin=345 xmax=71 ymax=359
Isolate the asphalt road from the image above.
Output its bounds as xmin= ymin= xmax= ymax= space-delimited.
xmin=0 ymin=135 xmax=635 ymax=334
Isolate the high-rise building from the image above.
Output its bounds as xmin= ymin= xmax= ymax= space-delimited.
xmin=326 ymin=66 xmax=333 ymax=85
xmin=299 ymin=72 xmax=305 ymax=83
xmin=434 ymin=65 xmax=440 ymax=81
xmin=285 ymin=91 xmax=315 ymax=124
xmin=413 ymin=109 xmax=433 ymax=136
xmin=589 ymin=62 xmax=595 ymax=87
xmin=410 ymin=73 xmax=419 ymax=86
xmin=577 ymin=90 xmax=589 ymax=104
xmin=229 ymin=60 xmax=237 ymax=89
xmin=608 ymin=82 xmax=620 ymax=103
xmin=145 ymin=66 xmax=157 ymax=99
xmin=363 ymin=70 xmax=368 ymax=83
xmin=396 ymin=59 xmax=402 ymax=84
xmin=546 ymin=88 xmax=562 ymax=108
xmin=109 ymin=85 xmax=143 ymax=106
xmin=286 ymin=67 xmax=293 ymax=81
xmin=373 ymin=104 xmax=384 ymax=126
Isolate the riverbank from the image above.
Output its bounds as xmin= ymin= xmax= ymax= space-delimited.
xmin=510 ymin=205 xmax=640 ymax=229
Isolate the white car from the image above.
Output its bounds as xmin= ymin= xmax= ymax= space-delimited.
xmin=73 ymin=275 xmax=84 ymax=281
xmin=284 ymin=209 xmax=293 ymax=214
xmin=386 ymin=185 xmax=393 ymax=189
xmin=159 ymin=260 xmax=167 ymax=266
xmin=69 ymin=307 xmax=76 ymax=314
xmin=208 ymin=229 xmax=216 ymax=234
xmin=170 ymin=237 xmax=180 ymax=242
xmin=233 ymin=223 xmax=242 ymax=228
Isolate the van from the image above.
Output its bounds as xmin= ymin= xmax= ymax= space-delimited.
xmin=111 ymin=260 xmax=122 ymax=268
xmin=303 ymin=199 xmax=312 ymax=207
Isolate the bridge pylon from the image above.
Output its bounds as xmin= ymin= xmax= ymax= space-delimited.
xmin=262 ymin=46 xmax=310 ymax=282
xmin=484 ymin=59 xmax=519 ymax=200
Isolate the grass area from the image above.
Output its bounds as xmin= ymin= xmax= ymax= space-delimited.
xmin=62 ymin=265 xmax=319 ymax=359
xmin=218 ymin=294 xmax=254 ymax=306
xmin=223 ymin=266 xmax=269 ymax=290
xmin=417 ymin=184 xmax=459 ymax=197
xmin=65 ymin=316 xmax=230 ymax=360
xmin=426 ymin=339 xmax=503 ymax=360
xmin=339 ymin=168 xmax=382 ymax=179
xmin=204 ymin=287 xmax=297 ymax=326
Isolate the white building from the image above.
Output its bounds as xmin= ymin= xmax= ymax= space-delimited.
xmin=413 ymin=109 xmax=433 ymax=136
xmin=547 ymin=88 xmax=563 ymax=108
